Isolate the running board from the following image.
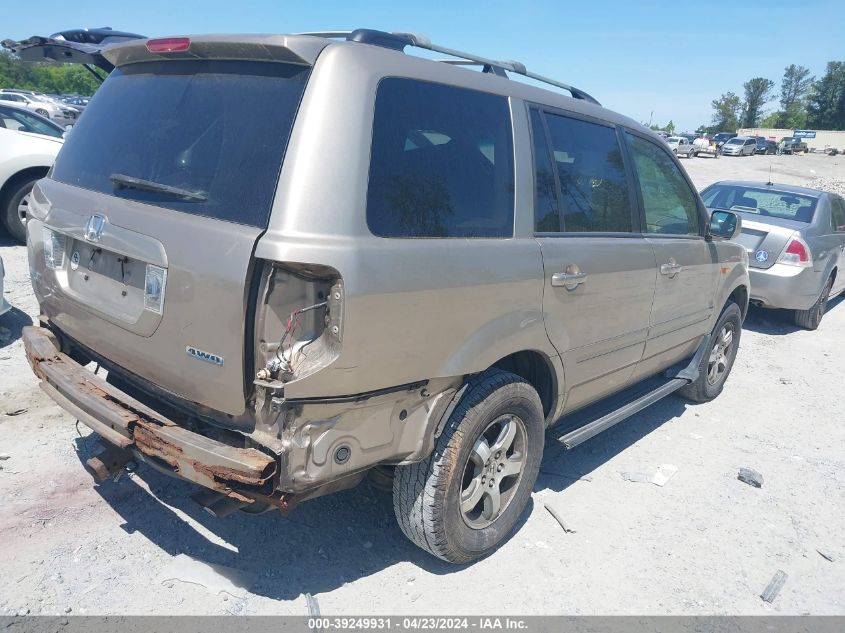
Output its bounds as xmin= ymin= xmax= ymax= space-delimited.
xmin=557 ymin=334 xmax=711 ymax=450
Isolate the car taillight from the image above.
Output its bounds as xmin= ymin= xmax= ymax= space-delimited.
xmin=146 ymin=37 xmax=191 ymax=53
xmin=43 ymin=227 xmax=66 ymax=269
xmin=778 ymin=236 xmax=812 ymax=268
xmin=144 ymin=264 xmax=167 ymax=314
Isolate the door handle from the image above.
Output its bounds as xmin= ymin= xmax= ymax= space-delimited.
xmin=551 ymin=271 xmax=588 ymax=289
xmin=660 ymin=262 xmax=683 ymax=276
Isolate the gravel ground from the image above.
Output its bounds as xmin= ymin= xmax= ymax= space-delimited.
xmin=0 ymin=152 xmax=843 ymax=616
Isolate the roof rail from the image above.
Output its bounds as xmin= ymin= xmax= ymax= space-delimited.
xmin=297 ymin=28 xmax=600 ymax=106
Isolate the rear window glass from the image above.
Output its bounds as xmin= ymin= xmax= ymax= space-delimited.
xmin=366 ymin=78 xmax=514 ymax=238
xmin=701 ymin=185 xmax=817 ymax=223
xmin=51 ymin=60 xmax=309 ymax=227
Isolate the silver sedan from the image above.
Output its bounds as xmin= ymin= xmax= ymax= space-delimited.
xmin=701 ymin=180 xmax=845 ymax=329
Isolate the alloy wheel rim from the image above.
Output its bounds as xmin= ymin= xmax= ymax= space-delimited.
xmin=459 ymin=415 xmax=527 ymax=529
xmin=17 ymin=193 xmax=30 ymax=229
xmin=707 ymin=323 xmax=734 ymax=385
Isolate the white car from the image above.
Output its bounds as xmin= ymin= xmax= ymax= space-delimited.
xmin=0 ymin=91 xmax=77 ymax=127
xmin=0 ymin=255 xmax=10 ymax=316
xmin=0 ymin=120 xmax=63 ymax=242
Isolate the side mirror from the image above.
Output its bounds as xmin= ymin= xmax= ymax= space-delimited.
xmin=708 ymin=210 xmax=741 ymax=240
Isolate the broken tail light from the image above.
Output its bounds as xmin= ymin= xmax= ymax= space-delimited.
xmin=43 ymin=227 xmax=66 ymax=269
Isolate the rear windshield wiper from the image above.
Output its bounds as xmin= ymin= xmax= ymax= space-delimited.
xmin=110 ymin=173 xmax=207 ymax=202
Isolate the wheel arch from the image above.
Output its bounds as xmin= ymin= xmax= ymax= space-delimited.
xmin=490 ymin=349 xmax=558 ymax=422
xmin=0 ymin=166 xmax=50 ymax=207
xmin=727 ymin=284 xmax=749 ymax=321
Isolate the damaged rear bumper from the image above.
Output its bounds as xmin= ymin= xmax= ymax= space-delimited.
xmin=22 ymin=325 xmax=277 ymax=503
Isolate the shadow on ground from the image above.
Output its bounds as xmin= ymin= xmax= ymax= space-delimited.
xmin=72 ymin=385 xmax=688 ymax=601
xmin=0 ymin=306 xmax=33 ymax=348
xmin=742 ymin=295 xmax=844 ymax=336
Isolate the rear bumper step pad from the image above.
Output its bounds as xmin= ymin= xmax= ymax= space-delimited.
xmin=22 ymin=326 xmax=276 ymax=501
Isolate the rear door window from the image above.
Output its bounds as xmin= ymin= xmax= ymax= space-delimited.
xmin=531 ymin=109 xmax=633 ymax=233
xmin=831 ymin=196 xmax=845 ymax=232
xmin=50 ymin=60 xmax=310 ymax=228
xmin=366 ymin=78 xmax=514 ymax=238
xmin=624 ymin=132 xmax=700 ymax=236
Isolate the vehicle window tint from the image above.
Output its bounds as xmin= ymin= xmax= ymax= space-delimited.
xmin=624 ymin=132 xmax=700 ymax=236
xmin=831 ymin=196 xmax=845 ymax=232
xmin=0 ymin=106 xmax=63 ymax=138
xmin=530 ymin=109 xmax=560 ymax=232
xmin=539 ymin=112 xmax=632 ymax=233
xmin=367 ymin=78 xmax=514 ymax=238
xmin=51 ymin=60 xmax=309 ymax=228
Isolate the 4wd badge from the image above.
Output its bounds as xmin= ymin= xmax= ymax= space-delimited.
xmin=186 ymin=346 xmax=224 ymax=366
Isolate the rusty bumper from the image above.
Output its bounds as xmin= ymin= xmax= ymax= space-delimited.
xmin=22 ymin=326 xmax=277 ymax=502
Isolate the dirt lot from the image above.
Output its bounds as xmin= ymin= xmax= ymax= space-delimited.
xmin=1 ymin=152 xmax=843 ymax=616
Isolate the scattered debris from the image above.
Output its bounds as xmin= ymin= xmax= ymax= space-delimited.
xmin=5 ymin=409 xmax=27 ymax=417
xmin=738 ymin=467 xmax=764 ymax=488
xmin=816 ymin=549 xmax=835 ymax=563
xmin=689 ymin=433 xmax=704 ymax=440
xmin=157 ymin=554 xmax=256 ymax=599
xmin=0 ymin=453 xmax=9 ymax=460
xmin=620 ymin=464 xmax=678 ymax=487
xmin=305 ymin=593 xmax=321 ymax=617
xmin=544 ymin=503 xmax=576 ymax=534
xmin=760 ymin=570 xmax=788 ymax=603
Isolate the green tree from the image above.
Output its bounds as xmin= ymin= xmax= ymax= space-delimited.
xmin=0 ymin=51 xmax=100 ymax=95
xmin=806 ymin=61 xmax=845 ymax=130
xmin=711 ymin=92 xmax=741 ymax=131
xmin=740 ymin=77 xmax=775 ymax=127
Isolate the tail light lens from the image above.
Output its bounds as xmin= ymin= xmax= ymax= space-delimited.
xmin=778 ymin=235 xmax=812 ymax=268
xmin=144 ymin=264 xmax=167 ymax=314
xmin=146 ymin=37 xmax=191 ymax=53
xmin=42 ymin=227 xmax=66 ymax=269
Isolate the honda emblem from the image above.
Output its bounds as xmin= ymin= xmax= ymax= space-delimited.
xmin=85 ymin=214 xmax=106 ymax=242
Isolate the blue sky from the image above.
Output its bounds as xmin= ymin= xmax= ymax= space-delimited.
xmin=4 ymin=0 xmax=844 ymax=130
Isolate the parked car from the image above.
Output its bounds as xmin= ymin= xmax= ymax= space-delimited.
xmin=0 ymin=119 xmax=63 ymax=242
xmin=666 ymin=135 xmax=698 ymax=158
xmin=712 ymin=132 xmax=737 ymax=149
xmin=61 ymin=96 xmax=90 ymax=113
xmin=721 ymin=136 xmax=757 ymax=156
xmin=0 ymin=255 xmax=10 ymax=316
xmin=15 ymin=29 xmax=748 ymax=564
xmin=755 ymin=138 xmax=777 ymax=155
xmin=701 ymin=180 xmax=845 ymax=329
xmin=0 ymin=91 xmax=77 ymax=127
xmin=778 ymin=137 xmax=809 ymax=154
xmin=0 ymin=103 xmax=67 ymax=140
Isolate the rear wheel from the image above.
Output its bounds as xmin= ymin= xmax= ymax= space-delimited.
xmin=2 ymin=176 xmax=38 ymax=243
xmin=794 ymin=276 xmax=833 ymax=330
xmin=392 ymin=369 xmax=544 ymax=563
xmin=678 ymin=302 xmax=742 ymax=403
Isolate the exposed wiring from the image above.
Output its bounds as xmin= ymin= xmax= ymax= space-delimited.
xmin=274 ymin=301 xmax=328 ymax=368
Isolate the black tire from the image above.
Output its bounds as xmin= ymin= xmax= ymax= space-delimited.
xmin=392 ymin=369 xmax=544 ymax=564
xmin=2 ymin=176 xmax=38 ymax=243
xmin=678 ymin=302 xmax=742 ymax=403
xmin=794 ymin=276 xmax=833 ymax=330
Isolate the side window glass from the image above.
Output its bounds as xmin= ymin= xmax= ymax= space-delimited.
xmin=831 ymin=197 xmax=845 ymax=233
xmin=624 ymin=132 xmax=700 ymax=236
xmin=542 ymin=112 xmax=633 ymax=233
xmin=530 ymin=109 xmax=560 ymax=232
xmin=366 ymin=78 xmax=514 ymax=238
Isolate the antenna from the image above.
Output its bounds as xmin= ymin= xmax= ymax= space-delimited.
xmin=766 ymin=164 xmax=773 ymax=186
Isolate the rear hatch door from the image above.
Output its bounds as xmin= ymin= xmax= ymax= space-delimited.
xmin=33 ymin=38 xmax=322 ymax=417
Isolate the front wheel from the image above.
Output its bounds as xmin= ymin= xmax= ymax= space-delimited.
xmin=794 ymin=276 xmax=833 ymax=330
xmin=393 ymin=369 xmax=544 ymax=563
xmin=678 ymin=302 xmax=742 ymax=403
